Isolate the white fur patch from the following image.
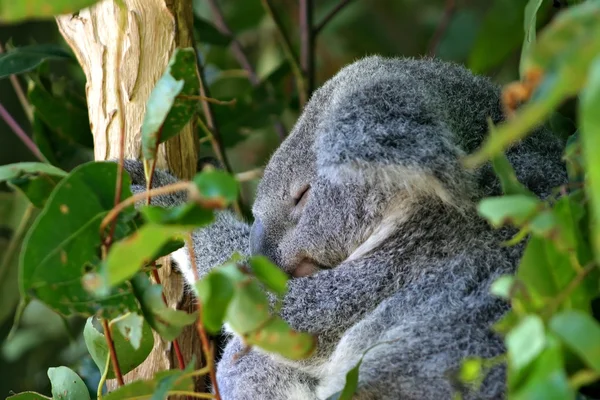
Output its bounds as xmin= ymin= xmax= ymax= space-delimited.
xmin=171 ymin=247 xmax=196 ymax=287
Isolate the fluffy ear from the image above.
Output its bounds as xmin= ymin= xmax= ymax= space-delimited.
xmin=314 ymin=76 xmax=471 ymax=206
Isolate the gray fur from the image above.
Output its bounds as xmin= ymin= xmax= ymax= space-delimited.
xmin=125 ymin=56 xmax=566 ymax=399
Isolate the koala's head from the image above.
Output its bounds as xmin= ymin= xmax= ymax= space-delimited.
xmin=249 ymin=56 xmax=483 ymax=277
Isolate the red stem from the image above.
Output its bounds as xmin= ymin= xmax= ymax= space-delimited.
xmin=0 ymin=103 xmax=45 ymax=162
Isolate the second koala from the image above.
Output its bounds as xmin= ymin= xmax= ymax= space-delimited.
xmin=128 ymin=56 xmax=566 ymax=399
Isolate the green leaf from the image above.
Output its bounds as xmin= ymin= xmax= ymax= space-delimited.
xmin=468 ymin=0 xmax=525 ymax=73
xmin=114 ymin=312 xmax=145 ymax=350
xmin=226 ymin=275 xmax=272 ymax=334
xmin=564 ymin=132 xmax=584 ymax=183
xmin=28 ymin=78 xmax=93 ymax=149
xmin=0 ymin=0 xmax=100 ymax=22
xmin=581 ymin=56 xmax=600 ymax=262
xmin=550 ymin=310 xmax=600 ymax=373
xmin=459 ymin=357 xmax=483 ymax=384
xmin=478 ymin=195 xmax=541 ymax=228
xmin=520 ymin=0 xmax=545 ymax=78
xmin=194 ymin=16 xmax=232 ymax=46
xmin=249 ymin=256 xmax=289 ymax=296
xmin=141 ymin=203 xmax=214 ymax=227
xmin=20 ymin=161 xmax=138 ymax=317
xmin=244 ymin=317 xmax=317 ymax=360
xmin=83 ymin=317 xmax=153 ymax=380
xmin=491 ymin=153 xmax=533 ymax=197
xmin=511 ymin=335 xmax=573 ymax=400
xmin=141 ymin=48 xmax=199 ymax=160
xmin=5 ymin=392 xmax=51 ymax=399
xmin=326 ymin=361 xmax=361 ymax=400
xmin=506 ymin=315 xmax=546 ymax=371
xmin=131 ymin=273 xmax=197 ymax=341
xmin=102 ymin=368 xmax=194 ymax=400
xmin=195 ymin=271 xmax=234 ymax=334
xmin=192 ymin=169 xmax=239 ymax=207
xmin=47 ymin=366 xmax=91 ymax=400
xmin=490 ymin=275 xmax=516 ymax=300
xmin=465 ymin=0 xmax=600 ymax=168
xmin=0 ymin=162 xmax=67 ymax=208
xmin=98 ymin=224 xmax=185 ymax=292
xmin=0 ymin=44 xmax=72 ymax=78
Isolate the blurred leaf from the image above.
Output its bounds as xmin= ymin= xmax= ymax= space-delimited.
xmin=506 ymin=315 xmax=545 ymax=371
xmin=459 ymin=357 xmax=483 ymax=384
xmin=102 ymin=368 xmax=194 ymax=400
xmin=114 ymin=312 xmax=145 ymax=350
xmin=548 ymin=112 xmax=577 ymax=142
xmin=491 ymin=154 xmax=533 ymax=197
xmin=478 ymin=195 xmax=541 ymax=227
xmin=564 ymin=132 xmax=584 ymax=183
xmin=465 ymin=0 xmax=600 ymax=168
xmin=581 ymin=56 xmax=600 ymax=261
xmin=249 ymin=256 xmax=288 ymax=296
xmin=195 ymin=271 xmax=234 ymax=334
xmin=244 ymin=317 xmax=317 ymax=360
xmin=0 ymin=162 xmax=67 ymax=207
xmin=97 ymin=224 xmax=185 ymax=292
xmin=550 ymin=310 xmax=600 ymax=372
xmin=0 ymin=44 xmax=72 ymax=78
xmin=468 ymin=0 xmax=524 ymax=73
xmin=192 ymin=169 xmax=239 ymax=208
xmin=28 ymin=78 xmax=93 ymax=149
xmin=0 ymin=0 xmax=100 ymax=22
xmin=83 ymin=317 xmax=153 ymax=380
xmin=325 ymin=360 xmax=361 ymax=400
xmin=511 ymin=336 xmax=573 ymax=400
xmin=20 ymin=162 xmax=138 ymax=317
xmin=490 ymin=275 xmax=516 ymax=300
xmin=194 ymin=16 xmax=232 ymax=46
xmin=47 ymin=366 xmax=91 ymax=400
xmin=0 ymin=193 xmax=35 ymax=327
xmin=520 ymin=0 xmax=545 ymax=78
xmin=131 ymin=273 xmax=197 ymax=341
xmin=141 ymin=48 xmax=199 ymax=161
xmin=436 ymin=10 xmax=480 ymax=62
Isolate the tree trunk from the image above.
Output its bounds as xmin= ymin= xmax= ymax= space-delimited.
xmin=56 ymin=0 xmax=203 ymax=393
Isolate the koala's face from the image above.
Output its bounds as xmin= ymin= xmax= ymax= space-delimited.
xmin=250 ymin=85 xmax=387 ymax=277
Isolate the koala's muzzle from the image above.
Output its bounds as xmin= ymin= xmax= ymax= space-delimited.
xmin=249 ymin=218 xmax=278 ymax=263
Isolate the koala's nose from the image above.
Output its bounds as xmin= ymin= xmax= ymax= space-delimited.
xmin=249 ymin=218 xmax=266 ymax=256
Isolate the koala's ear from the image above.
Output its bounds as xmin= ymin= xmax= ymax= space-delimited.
xmin=314 ymin=79 xmax=469 ymax=205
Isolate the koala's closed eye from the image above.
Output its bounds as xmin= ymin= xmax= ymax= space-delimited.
xmin=293 ymin=184 xmax=311 ymax=208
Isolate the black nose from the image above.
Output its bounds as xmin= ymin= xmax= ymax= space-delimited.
xmin=249 ymin=217 xmax=265 ymax=256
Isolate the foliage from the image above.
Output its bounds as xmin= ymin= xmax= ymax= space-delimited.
xmin=1 ymin=0 xmax=600 ymax=399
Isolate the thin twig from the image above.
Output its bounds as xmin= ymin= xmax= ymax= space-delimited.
xmin=314 ymin=0 xmax=353 ymax=35
xmin=205 ymin=0 xmax=287 ymax=139
xmin=299 ymin=0 xmax=315 ymax=98
xmin=0 ymin=42 xmax=33 ymax=121
xmin=0 ymin=103 xmax=46 ymax=162
xmin=206 ymin=0 xmax=260 ymax=86
xmin=186 ymin=234 xmax=221 ymax=400
xmin=101 ymin=318 xmax=125 ymax=386
xmin=543 ymin=262 xmax=597 ymax=317
xmin=97 ymin=348 xmax=111 ymax=399
xmin=236 ymin=168 xmax=264 ymax=182
xmin=177 ymin=94 xmax=236 ymax=106
xmin=194 ymin=52 xmax=233 ymax=175
xmin=261 ymin=0 xmax=307 ymax=107
xmin=427 ymin=0 xmax=456 ymax=56
xmin=100 ymin=181 xmax=192 ymax=233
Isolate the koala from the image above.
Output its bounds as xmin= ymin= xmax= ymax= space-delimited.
xmin=125 ymin=56 xmax=567 ymax=399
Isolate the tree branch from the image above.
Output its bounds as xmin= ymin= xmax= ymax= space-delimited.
xmin=313 ymin=0 xmax=354 ymax=35
xmin=101 ymin=318 xmax=125 ymax=386
xmin=261 ymin=0 xmax=307 ymax=107
xmin=205 ymin=0 xmax=287 ymax=139
xmin=427 ymin=0 xmax=456 ymax=56
xmin=0 ymin=103 xmax=45 ymax=162
xmin=299 ymin=0 xmax=315 ymax=98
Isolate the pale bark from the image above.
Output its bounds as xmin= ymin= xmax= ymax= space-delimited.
xmin=56 ymin=0 xmax=203 ymax=393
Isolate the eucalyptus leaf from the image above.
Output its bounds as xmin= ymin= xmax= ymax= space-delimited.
xmin=0 ymin=0 xmax=100 ymax=22
xmin=0 ymin=44 xmax=72 ymax=78
xmin=47 ymin=366 xmax=91 ymax=400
